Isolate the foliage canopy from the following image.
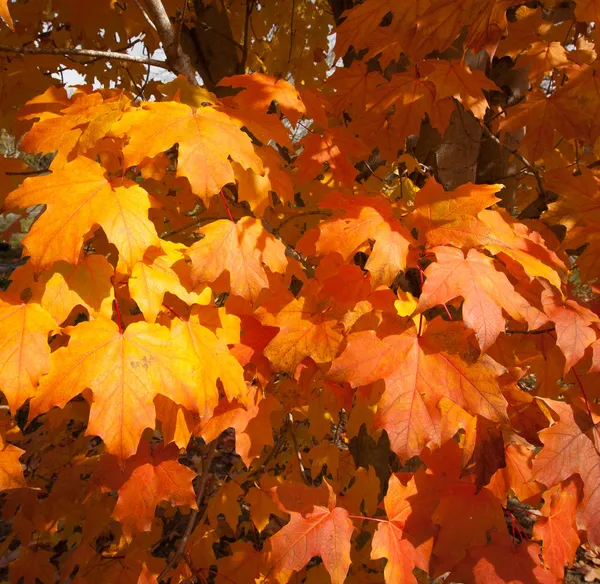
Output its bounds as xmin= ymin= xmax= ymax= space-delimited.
xmin=1 ymin=0 xmax=600 ymax=583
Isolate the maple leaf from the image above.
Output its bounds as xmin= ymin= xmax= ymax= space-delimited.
xmin=265 ymin=482 xmax=354 ymax=584
xmin=409 ymin=182 xmax=565 ymax=289
xmin=0 ymin=299 xmax=56 ymax=414
xmin=0 ymin=433 xmax=26 ymax=490
xmin=9 ymin=549 xmax=56 ymax=584
xmin=187 ymin=217 xmax=288 ymax=303
xmin=533 ymin=480 xmax=580 ymax=578
xmin=10 ymin=255 xmax=115 ymax=325
xmin=499 ymin=90 xmax=583 ymax=161
xmin=425 ymin=60 xmax=498 ymax=120
xmin=217 ymin=541 xmax=264 ymax=584
xmin=466 ymin=0 xmax=520 ymax=57
xmin=245 ymin=484 xmax=288 ymax=532
xmin=29 ymin=318 xmax=199 ymax=460
xmin=207 ymin=480 xmax=244 ymax=528
xmin=220 ymin=72 xmax=306 ymax=124
xmin=518 ymin=41 xmax=570 ymax=84
xmin=329 ymin=320 xmax=508 ymax=458
xmin=544 ymin=165 xmax=600 ymax=283
xmin=432 ymin=481 xmax=508 ymax=572
xmin=4 ymin=156 xmax=159 ymax=272
xmin=20 ymin=91 xmax=131 ymax=169
xmin=95 ymin=441 xmax=196 ymax=539
xmin=327 ymin=62 xmax=385 ymax=116
xmin=451 ymin=541 xmax=556 ymax=584
xmin=371 ymin=474 xmax=430 ymax=584
xmin=129 ymin=242 xmax=210 ymax=323
xmin=541 ymin=285 xmax=599 ymax=372
xmin=296 ymin=127 xmax=368 ymax=186
xmin=297 ymin=192 xmax=414 ymax=288
xmin=488 ymin=443 xmax=542 ymax=505
xmin=170 ymin=314 xmax=247 ymax=419
xmin=533 ymin=400 xmax=600 ymax=544
xmin=114 ymin=101 xmax=263 ymax=201
xmin=0 ymin=0 xmax=13 ymax=29
xmin=334 ymin=0 xmax=392 ymax=61
xmin=261 ymin=293 xmax=344 ymax=373
xmin=417 ymin=246 xmax=543 ymax=351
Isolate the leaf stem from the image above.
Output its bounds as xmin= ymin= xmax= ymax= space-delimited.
xmin=347 ymin=515 xmax=388 ymax=523
xmin=572 ymin=368 xmax=593 ymax=421
xmin=220 ymin=189 xmax=235 ymax=222
xmin=113 ymin=284 xmax=123 ymax=334
xmin=443 ymin=303 xmax=453 ymax=321
xmin=162 ymin=303 xmax=184 ymax=320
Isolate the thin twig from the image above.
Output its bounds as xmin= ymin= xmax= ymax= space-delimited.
xmin=276 ymin=210 xmax=332 ymax=231
xmin=241 ymin=0 xmax=253 ymax=72
xmin=157 ymin=441 xmax=218 ymax=582
xmin=133 ymin=0 xmax=158 ymax=31
xmin=286 ymin=413 xmax=311 ymax=485
xmin=287 ymin=0 xmax=296 ymax=63
xmin=162 ymin=216 xmax=222 ymax=238
xmin=480 ymin=122 xmax=546 ymax=197
xmin=505 ymin=327 xmax=556 ymax=335
xmin=196 ymin=21 xmax=244 ymax=52
xmin=0 ymin=43 xmax=169 ymax=68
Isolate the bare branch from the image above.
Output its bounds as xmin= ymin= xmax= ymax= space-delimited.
xmin=133 ymin=0 xmax=157 ymax=31
xmin=0 ymin=43 xmax=169 ymax=68
xmin=141 ymin=0 xmax=201 ymax=86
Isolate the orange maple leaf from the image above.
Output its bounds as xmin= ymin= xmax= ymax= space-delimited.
xmin=0 ymin=433 xmax=26 ymax=490
xmin=425 ymin=60 xmax=498 ymax=120
xmin=297 ymin=192 xmax=414 ymax=288
xmin=533 ymin=400 xmax=600 ymax=545
xmin=0 ymin=299 xmax=56 ymax=413
xmin=95 ymin=441 xmax=197 ymax=539
xmin=330 ymin=320 xmax=508 ymax=458
xmin=371 ymin=474 xmax=430 ymax=584
xmin=541 ymin=285 xmax=599 ymax=372
xmin=187 ymin=217 xmax=288 ymax=303
xmin=29 ymin=318 xmax=199 ymax=460
xmin=417 ymin=246 xmax=543 ymax=351
xmin=533 ymin=480 xmax=580 ymax=578
xmin=261 ymin=293 xmax=344 ymax=373
xmin=265 ymin=482 xmax=354 ymax=584
xmin=220 ymin=72 xmax=306 ymax=124
xmin=4 ymin=156 xmax=159 ymax=272
xmin=114 ymin=101 xmax=263 ymax=201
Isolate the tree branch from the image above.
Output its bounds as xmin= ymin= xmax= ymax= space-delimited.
xmin=0 ymin=44 xmax=169 ymax=68
xmin=141 ymin=0 xmax=201 ymax=86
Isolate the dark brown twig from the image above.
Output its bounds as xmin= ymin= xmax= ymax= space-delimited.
xmin=157 ymin=441 xmax=218 ymax=582
xmin=286 ymin=413 xmax=311 ymax=485
xmin=480 ymin=122 xmax=546 ymax=197
xmin=505 ymin=327 xmax=556 ymax=335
